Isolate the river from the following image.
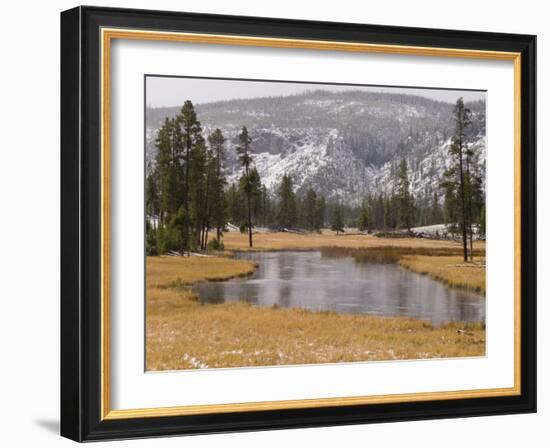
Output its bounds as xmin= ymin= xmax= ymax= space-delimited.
xmin=192 ymin=251 xmax=485 ymax=325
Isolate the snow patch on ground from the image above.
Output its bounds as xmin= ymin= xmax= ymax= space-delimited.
xmin=183 ymin=353 xmax=209 ymax=369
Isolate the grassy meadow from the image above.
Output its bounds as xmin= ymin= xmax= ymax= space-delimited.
xmin=220 ymin=230 xmax=485 ymax=252
xmin=146 ymin=233 xmax=486 ymax=371
xmin=399 ymin=255 xmax=485 ymax=293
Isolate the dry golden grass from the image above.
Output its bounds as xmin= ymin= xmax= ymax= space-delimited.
xmin=146 ymin=254 xmax=485 ymax=371
xmin=219 ymin=230 xmax=486 ymax=252
xmin=399 ymin=255 xmax=486 ymax=293
xmin=147 ymin=255 xmax=256 ymax=288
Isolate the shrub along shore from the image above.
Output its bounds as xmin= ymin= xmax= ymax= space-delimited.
xmin=146 ymin=236 xmax=486 ymax=371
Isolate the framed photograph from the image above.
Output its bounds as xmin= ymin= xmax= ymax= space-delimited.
xmin=60 ymin=6 xmax=536 ymax=441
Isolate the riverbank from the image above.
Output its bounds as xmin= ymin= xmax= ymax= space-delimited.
xmin=147 ymin=254 xmax=257 ymax=288
xmin=146 ymin=254 xmax=485 ymax=371
xmin=399 ymin=255 xmax=485 ymax=293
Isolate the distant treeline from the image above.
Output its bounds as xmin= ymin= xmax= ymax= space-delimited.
xmin=146 ymin=98 xmax=484 ymax=259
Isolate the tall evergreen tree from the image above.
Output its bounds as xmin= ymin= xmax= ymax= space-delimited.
xmin=383 ymin=194 xmax=398 ymax=230
xmin=302 ymin=189 xmax=318 ymax=230
xmin=314 ymin=195 xmax=326 ymax=230
xmin=226 ymin=183 xmax=245 ymax=227
xmin=331 ymin=200 xmax=345 ymax=235
xmin=243 ymin=167 xmax=262 ymax=227
xmin=207 ymin=128 xmax=227 ymax=242
xmin=145 ymin=164 xmax=159 ymax=230
xmin=442 ymin=182 xmax=459 ymax=235
xmin=151 ymin=117 xmax=187 ymax=254
xmin=200 ymin=148 xmax=218 ymax=250
xmin=256 ymin=185 xmax=272 ymax=228
xmin=277 ymin=174 xmax=297 ymax=229
xmin=395 ymin=158 xmax=414 ymax=231
xmin=188 ymin=134 xmax=208 ymax=250
xmin=442 ymin=97 xmax=472 ymax=261
xmin=357 ymin=201 xmax=370 ymax=232
xmin=154 ymin=117 xmax=183 ymax=225
xmin=429 ymin=191 xmax=443 ymax=225
xmin=464 ymin=143 xmax=485 ymax=258
xmin=236 ymin=126 xmax=255 ymax=247
xmin=175 ymin=100 xmax=203 ymax=254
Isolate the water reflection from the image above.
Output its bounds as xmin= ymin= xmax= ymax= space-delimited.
xmin=192 ymin=251 xmax=485 ymax=325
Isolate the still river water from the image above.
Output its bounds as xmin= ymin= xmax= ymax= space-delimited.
xmin=192 ymin=251 xmax=485 ymax=325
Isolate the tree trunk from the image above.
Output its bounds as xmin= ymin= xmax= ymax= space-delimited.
xmin=247 ymin=192 xmax=253 ymax=248
xmin=184 ymin=140 xmax=191 ymax=256
xmin=244 ymin=158 xmax=253 ymax=248
xmin=469 ymin=226 xmax=474 ymax=262
xmin=466 ymin=151 xmax=474 ymax=261
xmin=204 ymin=226 xmax=210 ymax=250
xmin=459 ymin=163 xmax=468 ymax=261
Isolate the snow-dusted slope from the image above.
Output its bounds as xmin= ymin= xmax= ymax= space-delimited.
xmin=146 ymin=90 xmax=486 ymax=204
xmin=372 ymin=137 xmax=486 ymax=201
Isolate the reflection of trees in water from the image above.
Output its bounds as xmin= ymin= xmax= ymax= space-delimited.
xmin=395 ymin=268 xmax=409 ymax=314
xmin=276 ymin=253 xmax=296 ymax=281
xmin=193 ymin=283 xmax=225 ymax=304
xmin=453 ymin=294 xmax=484 ymax=322
xmin=278 ymin=284 xmax=292 ymax=308
xmin=195 ymin=251 xmax=485 ymax=325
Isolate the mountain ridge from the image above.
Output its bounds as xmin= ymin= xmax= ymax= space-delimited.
xmin=145 ymin=90 xmax=486 ymax=205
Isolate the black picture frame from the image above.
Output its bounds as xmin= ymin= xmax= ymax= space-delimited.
xmin=61 ymin=5 xmax=536 ymax=442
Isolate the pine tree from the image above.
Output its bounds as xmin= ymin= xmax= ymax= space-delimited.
xmin=150 ymin=117 xmax=186 ymax=253
xmin=244 ymin=167 xmax=262 ymax=227
xmin=145 ymin=221 xmax=158 ymax=255
xmin=357 ymin=201 xmax=370 ymax=232
xmin=236 ymin=126 xmax=255 ymax=247
xmin=200 ymin=148 xmax=218 ymax=250
xmin=442 ymin=182 xmax=459 ymax=236
xmin=314 ymin=195 xmax=326 ymax=230
xmin=395 ymin=158 xmax=414 ymax=231
xmin=374 ymin=194 xmax=385 ymax=230
xmin=429 ymin=191 xmax=443 ymax=225
xmin=383 ymin=195 xmax=398 ymax=230
xmin=145 ymin=164 xmax=159 ymax=230
xmin=277 ymin=174 xmax=297 ymax=229
xmin=168 ymin=207 xmax=187 ymax=252
xmin=226 ymin=183 xmax=245 ymax=228
xmin=256 ymin=185 xmax=272 ymax=228
xmin=331 ymin=201 xmax=345 ymax=235
xmin=302 ymin=189 xmax=317 ymax=230
xmin=154 ymin=117 xmax=183 ymax=225
xmin=207 ymin=128 xmax=227 ymax=242
xmin=465 ymin=143 xmax=485 ymax=259
xmin=442 ymin=97 xmax=472 ymax=261
xmin=175 ymin=100 xmax=203 ymax=254
xmin=188 ymin=134 xmax=208 ymax=250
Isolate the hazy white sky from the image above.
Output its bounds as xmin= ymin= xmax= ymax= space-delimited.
xmin=146 ymin=76 xmax=486 ymax=108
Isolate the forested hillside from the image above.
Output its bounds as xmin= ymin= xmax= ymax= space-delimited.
xmin=145 ymin=91 xmax=486 ymax=259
